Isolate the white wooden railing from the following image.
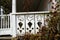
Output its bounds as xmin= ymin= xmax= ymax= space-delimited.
xmin=0 ymin=11 xmax=50 ymax=37
xmin=0 ymin=14 xmax=12 ymax=36
xmin=10 ymin=11 xmax=50 ymax=37
xmin=0 ymin=15 xmax=10 ymax=29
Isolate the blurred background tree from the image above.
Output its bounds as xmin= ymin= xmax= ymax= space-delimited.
xmin=48 ymin=0 xmax=60 ymax=40
xmin=48 ymin=0 xmax=60 ymax=33
xmin=0 ymin=0 xmax=12 ymax=14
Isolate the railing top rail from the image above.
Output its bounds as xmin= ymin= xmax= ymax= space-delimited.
xmin=11 ymin=11 xmax=50 ymax=15
xmin=0 ymin=14 xmax=10 ymax=16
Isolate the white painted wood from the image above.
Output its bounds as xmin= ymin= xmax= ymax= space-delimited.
xmin=16 ymin=15 xmax=25 ymax=36
xmin=13 ymin=12 xmax=50 ymax=35
xmin=12 ymin=0 xmax=16 ymax=13
xmin=26 ymin=15 xmax=35 ymax=34
xmin=11 ymin=0 xmax=16 ymax=37
xmin=11 ymin=11 xmax=50 ymax=15
xmin=0 ymin=29 xmax=11 ymax=35
xmin=35 ymin=14 xmax=43 ymax=33
xmin=10 ymin=14 xmax=17 ymax=37
xmin=0 ymin=15 xmax=11 ymax=36
xmin=0 ymin=11 xmax=51 ymax=37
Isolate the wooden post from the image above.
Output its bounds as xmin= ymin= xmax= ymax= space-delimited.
xmin=11 ymin=0 xmax=17 ymax=37
xmin=12 ymin=0 xmax=16 ymax=13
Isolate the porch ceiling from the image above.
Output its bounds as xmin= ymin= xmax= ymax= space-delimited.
xmin=16 ymin=0 xmax=49 ymax=12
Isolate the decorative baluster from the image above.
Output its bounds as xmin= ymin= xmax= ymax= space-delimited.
xmin=17 ymin=15 xmax=25 ymax=35
xmin=18 ymin=22 xmax=23 ymax=28
xmin=26 ymin=15 xmax=34 ymax=34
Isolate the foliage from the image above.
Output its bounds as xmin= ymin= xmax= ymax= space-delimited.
xmin=21 ymin=26 xmax=49 ymax=40
xmin=0 ymin=0 xmax=12 ymax=14
xmin=47 ymin=11 xmax=60 ymax=40
xmin=23 ymin=34 xmax=41 ymax=40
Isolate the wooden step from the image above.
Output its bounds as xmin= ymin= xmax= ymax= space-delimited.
xmin=0 ymin=37 xmax=17 ymax=40
xmin=0 ymin=37 xmax=12 ymax=39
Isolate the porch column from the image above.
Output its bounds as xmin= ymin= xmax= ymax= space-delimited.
xmin=11 ymin=0 xmax=16 ymax=37
xmin=12 ymin=0 xmax=16 ymax=13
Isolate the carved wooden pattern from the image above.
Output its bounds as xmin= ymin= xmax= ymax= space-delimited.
xmin=32 ymin=28 xmax=34 ymax=30
xmin=37 ymin=22 xmax=42 ymax=27
xmin=29 ymin=30 xmax=31 ymax=33
xmin=28 ymin=22 xmax=32 ymax=28
xmin=22 ymin=28 xmax=24 ymax=30
xmin=26 ymin=15 xmax=34 ymax=34
xmin=17 ymin=15 xmax=25 ymax=35
xmin=16 ymin=14 xmax=50 ymax=35
xmin=35 ymin=14 xmax=43 ymax=33
xmin=18 ymin=22 xmax=23 ymax=28
xmin=45 ymin=14 xmax=50 ymax=27
xmin=20 ymin=30 xmax=22 ymax=33
xmin=27 ymin=28 xmax=29 ymax=30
